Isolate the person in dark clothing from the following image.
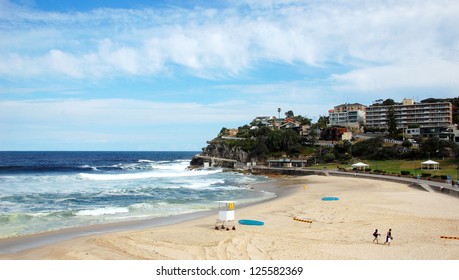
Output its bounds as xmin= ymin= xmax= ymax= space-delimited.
xmin=384 ymin=229 xmax=393 ymax=245
xmin=373 ymin=229 xmax=381 ymax=243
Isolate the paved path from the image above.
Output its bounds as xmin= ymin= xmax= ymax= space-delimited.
xmin=324 ymin=169 xmax=454 ymax=192
xmin=250 ymin=166 xmax=459 ymax=196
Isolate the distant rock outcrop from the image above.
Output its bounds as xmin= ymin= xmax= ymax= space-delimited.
xmin=190 ymin=138 xmax=249 ymax=168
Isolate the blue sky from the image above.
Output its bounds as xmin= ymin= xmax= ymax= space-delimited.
xmin=1 ymin=0 xmax=458 ymax=151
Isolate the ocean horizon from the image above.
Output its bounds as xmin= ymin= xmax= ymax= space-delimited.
xmin=0 ymin=151 xmax=274 ymax=239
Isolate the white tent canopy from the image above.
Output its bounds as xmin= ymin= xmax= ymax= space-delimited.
xmin=421 ymin=160 xmax=440 ymax=170
xmin=352 ymin=162 xmax=369 ymax=170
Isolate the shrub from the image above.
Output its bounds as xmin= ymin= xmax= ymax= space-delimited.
xmin=323 ymin=152 xmax=336 ymax=163
xmin=421 ymin=173 xmax=431 ymax=177
xmin=402 ymin=140 xmax=413 ymax=148
xmin=400 ymin=170 xmax=411 ymax=175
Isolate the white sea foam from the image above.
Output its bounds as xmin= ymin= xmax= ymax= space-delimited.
xmin=116 ymin=163 xmax=141 ymax=170
xmin=79 ymin=169 xmax=222 ymax=181
xmin=129 ymin=202 xmax=156 ymax=210
xmin=110 ymin=160 xmax=188 ymax=171
xmin=138 ymin=159 xmax=155 ymax=163
xmin=183 ymin=181 xmax=217 ymax=190
xmin=152 ymin=164 xmax=187 ymax=171
xmin=75 ymin=207 xmax=130 ymax=216
xmin=79 ymin=165 xmax=98 ymax=171
xmin=27 ymin=212 xmax=52 ymax=218
xmin=174 ymin=178 xmax=225 ymax=190
xmin=151 ymin=160 xmax=188 ymax=169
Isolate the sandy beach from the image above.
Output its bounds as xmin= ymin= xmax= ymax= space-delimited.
xmin=1 ymin=175 xmax=459 ymax=260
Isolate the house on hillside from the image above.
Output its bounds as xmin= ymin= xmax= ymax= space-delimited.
xmin=279 ymin=118 xmax=302 ymax=131
xmin=321 ymin=126 xmax=348 ymax=141
xmin=300 ymin=125 xmax=311 ymax=136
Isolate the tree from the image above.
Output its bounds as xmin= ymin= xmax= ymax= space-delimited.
xmin=317 ymin=115 xmax=329 ymax=129
xmin=334 ymin=140 xmax=352 ymax=161
xmin=373 ymin=99 xmax=383 ymax=105
xmin=421 ymin=98 xmax=440 ymax=103
xmin=452 ymin=97 xmax=459 ymax=107
xmin=323 ymin=152 xmax=336 ymax=163
xmin=402 ymin=139 xmax=413 ymax=148
xmin=285 ymin=110 xmax=294 ymax=118
xmin=420 ymin=137 xmax=459 ymax=159
xmin=294 ymin=115 xmax=311 ymax=125
xmin=277 ymin=108 xmax=281 ymax=118
xmin=236 ymin=125 xmax=251 ymax=138
xmin=386 ymin=106 xmax=398 ymax=137
xmin=218 ymin=127 xmax=228 ymax=137
xmin=351 ymin=137 xmax=384 ymax=157
xmin=251 ymin=126 xmax=271 ymax=137
xmin=382 ymin=99 xmax=396 ymax=106
xmin=308 ymin=124 xmax=319 ymax=146
xmin=369 ymin=146 xmax=399 ymax=160
xmin=334 ymin=140 xmax=351 ymax=154
xmin=281 ymin=129 xmax=299 ymax=151
xmin=249 ymin=137 xmax=269 ymax=160
xmin=266 ymin=130 xmax=284 ymax=152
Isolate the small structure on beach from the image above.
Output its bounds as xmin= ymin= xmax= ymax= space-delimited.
xmin=421 ymin=160 xmax=440 ymax=170
xmin=215 ymin=201 xmax=236 ymax=231
xmin=351 ymin=162 xmax=369 ymax=170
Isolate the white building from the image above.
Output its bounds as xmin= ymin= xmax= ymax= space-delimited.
xmin=328 ymin=103 xmax=366 ymax=129
xmin=365 ymin=98 xmax=453 ymax=133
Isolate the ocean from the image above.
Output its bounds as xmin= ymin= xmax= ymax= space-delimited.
xmin=0 ymin=151 xmax=274 ymax=239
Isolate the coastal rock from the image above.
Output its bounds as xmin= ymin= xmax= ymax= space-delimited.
xmin=190 ymin=138 xmax=249 ymax=168
xmin=189 ymin=156 xmax=204 ymax=167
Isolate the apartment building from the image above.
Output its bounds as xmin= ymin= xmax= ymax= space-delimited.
xmin=333 ymin=103 xmax=366 ymax=113
xmin=328 ymin=103 xmax=366 ymax=129
xmin=365 ymin=98 xmax=453 ymax=137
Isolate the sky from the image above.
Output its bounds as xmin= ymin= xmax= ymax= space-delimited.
xmin=1 ymin=0 xmax=458 ymax=151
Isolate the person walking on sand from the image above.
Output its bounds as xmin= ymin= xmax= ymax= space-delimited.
xmin=384 ymin=229 xmax=393 ymax=245
xmin=373 ymin=229 xmax=381 ymax=243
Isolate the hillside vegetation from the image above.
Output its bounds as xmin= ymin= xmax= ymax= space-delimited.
xmin=217 ymin=122 xmax=458 ymax=161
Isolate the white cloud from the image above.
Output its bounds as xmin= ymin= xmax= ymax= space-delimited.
xmin=332 ymin=59 xmax=459 ymax=92
xmin=1 ymin=0 xmax=457 ymax=86
xmin=0 ymin=98 xmax=253 ymax=126
xmin=47 ymin=49 xmax=84 ymax=78
xmin=0 ymin=0 xmax=458 ymax=120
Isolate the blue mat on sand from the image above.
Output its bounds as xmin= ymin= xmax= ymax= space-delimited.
xmin=322 ymin=197 xmax=339 ymax=201
xmin=238 ymin=219 xmax=264 ymax=226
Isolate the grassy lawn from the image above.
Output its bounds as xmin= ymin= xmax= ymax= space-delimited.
xmin=368 ymin=159 xmax=459 ymax=180
xmin=316 ymin=159 xmax=459 ymax=180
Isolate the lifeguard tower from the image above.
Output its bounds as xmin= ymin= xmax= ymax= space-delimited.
xmin=215 ymin=201 xmax=236 ymax=230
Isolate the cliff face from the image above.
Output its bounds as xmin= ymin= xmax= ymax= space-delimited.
xmin=190 ymin=139 xmax=249 ymax=168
